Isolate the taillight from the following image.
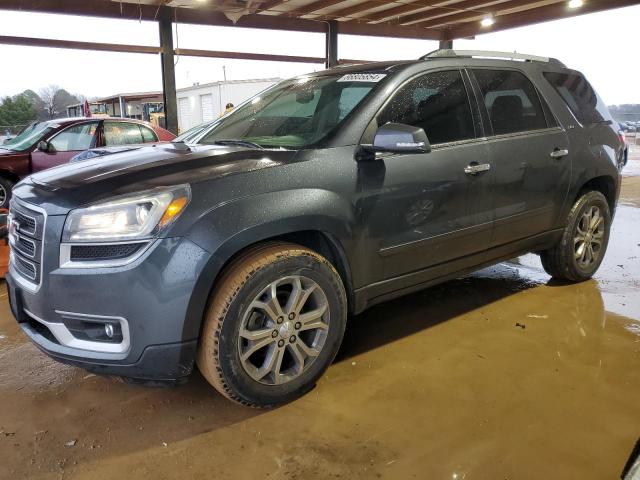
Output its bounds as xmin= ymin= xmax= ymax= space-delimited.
xmin=618 ymin=131 xmax=626 ymax=145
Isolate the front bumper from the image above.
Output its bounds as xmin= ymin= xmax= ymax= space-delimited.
xmin=7 ymin=235 xmax=211 ymax=381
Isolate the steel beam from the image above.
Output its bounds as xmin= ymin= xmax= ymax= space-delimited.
xmin=325 ymin=20 xmax=339 ymax=68
xmin=158 ymin=8 xmax=179 ymax=135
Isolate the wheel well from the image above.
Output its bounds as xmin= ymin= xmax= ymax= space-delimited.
xmin=578 ymin=176 xmax=616 ymax=213
xmin=222 ymin=231 xmax=355 ymax=314
xmin=0 ymin=170 xmax=20 ymax=184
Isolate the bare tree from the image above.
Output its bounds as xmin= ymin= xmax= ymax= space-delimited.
xmin=39 ymin=84 xmax=61 ymax=118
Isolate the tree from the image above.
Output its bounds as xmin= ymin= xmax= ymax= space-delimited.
xmin=0 ymin=95 xmax=37 ymax=132
xmin=21 ymin=89 xmax=47 ymax=121
xmin=38 ymin=85 xmax=80 ymax=119
xmin=39 ymin=84 xmax=61 ymax=118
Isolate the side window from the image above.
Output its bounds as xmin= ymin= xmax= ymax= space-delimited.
xmin=140 ymin=125 xmax=158 ymax=143
xmin=338 ymin=87 xmax=370 ymax=121
xmin=104 ymin=122 xmax=144 ymax=146
xmin=473 ymin=69 xmax=548 ymax=135
xmin=543 ymin=72 xmax=612 ymax=125
xmin=49 ymin=122 xmax=99 ymax=152
xmin=378 ymin=70 xmax=475 ymax=145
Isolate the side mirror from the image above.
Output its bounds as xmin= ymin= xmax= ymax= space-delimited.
xmin=372 ymin=123 xmax=431 ymax=154
xmin=37 ymin=140 xmax=54 ymax=153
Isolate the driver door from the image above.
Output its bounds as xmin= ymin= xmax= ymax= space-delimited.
xmin=359 ymin=70 xmax=494 ymax=283
xmin=31 ymin=121 xmax=100 ymax=172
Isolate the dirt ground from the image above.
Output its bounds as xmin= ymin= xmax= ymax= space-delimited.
xmin=1 ymin=148 xmax=639 ymax=480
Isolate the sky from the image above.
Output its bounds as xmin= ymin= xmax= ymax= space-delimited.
xmin=0 ymin=4 xmax=639 ymax=105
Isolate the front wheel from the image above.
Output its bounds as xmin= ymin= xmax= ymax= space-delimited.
xmin=0 ymin=176 xmax=14 ymax=209
xmin=540 ymin=190 xmax=611 ymax=282
xmin=197 ymin=242 xmax=347 ymax=407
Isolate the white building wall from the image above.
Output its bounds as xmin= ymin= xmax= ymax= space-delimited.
xmin=176 ymin=78 xmax=280 ymax=132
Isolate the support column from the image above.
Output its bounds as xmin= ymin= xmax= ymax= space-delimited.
xmin=325 ymin=20 xmax=338 ymax=69
xmin=159 ymin=7 xmax=179 ymax=134
xmin=439 ymin=39 xmax=453 ymax=50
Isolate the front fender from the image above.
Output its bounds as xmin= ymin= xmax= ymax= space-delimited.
xmin=180 ymin=188 xmax=355 ymax=340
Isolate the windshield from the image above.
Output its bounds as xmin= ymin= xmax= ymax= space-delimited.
xmin=3 ymin=122 xmax=56 ymax=152
xmin=199 ymin=73 xmax=386 ymax=149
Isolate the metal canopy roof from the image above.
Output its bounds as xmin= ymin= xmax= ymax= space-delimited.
xmin=3 ymin=0 xmax=640 ymax=41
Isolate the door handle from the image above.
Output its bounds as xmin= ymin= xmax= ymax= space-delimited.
xmin=464 ymin=163 xmax=491 ymax=175
xmin=550 ymin=148 xmax=569 ymax=159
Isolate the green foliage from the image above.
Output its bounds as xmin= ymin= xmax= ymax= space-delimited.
xmin=0 ymin=94 xmax=37 ymax=130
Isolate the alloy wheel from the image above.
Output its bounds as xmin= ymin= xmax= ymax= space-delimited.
xmin=574 ymin=205 xmax=605 ymax=269
xmin=237 ymin=275 xmax=330 ymax=386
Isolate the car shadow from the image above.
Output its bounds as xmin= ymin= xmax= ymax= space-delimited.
xmin=335 ymin=261 xmax=544 ymax=363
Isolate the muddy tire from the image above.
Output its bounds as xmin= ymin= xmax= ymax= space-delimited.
xmin=0 ymin=176 xmax=14 ymax=209
xmin=197 ymin=242 xmax=347 ymax=407
xmin=540 ymin=190 xmax=611 ymax=282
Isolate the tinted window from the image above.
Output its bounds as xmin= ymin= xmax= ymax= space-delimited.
xmin=473 ymin=69 xmax=548 ymax=135
xmin=140 ymin=125 xmax=157 ymax=143
xmin=378 ymin=70 xmax=475 ymax=145
xmin=104 ymin=122 xmax=144 ymax=146
xmin=544 ymin=72 xmax=612 ymax=125
xmin=50 ymin=122 xmax=99 ymax=151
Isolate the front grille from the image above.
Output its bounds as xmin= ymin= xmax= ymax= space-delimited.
xmin=70 ymin=243 xmax=144 ymax=261
xmin=11 ymin=234 xmax=36 ymax=258
xmin=9 ymin=200 xmax=44 ymax=285
xmin=13 ymin=211 xmax=36 ymax=236
xmin=13 ymin=254 xmax=37 ymax=280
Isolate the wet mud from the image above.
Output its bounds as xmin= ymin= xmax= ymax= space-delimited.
xmin=1 ymin=148 xmax=639 ymax=479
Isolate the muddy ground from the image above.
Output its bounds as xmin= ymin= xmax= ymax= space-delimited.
xmin=1 ymin=148 xmax=639 ymax=480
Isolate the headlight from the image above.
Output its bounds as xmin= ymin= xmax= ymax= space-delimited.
xmin=62 ymin=185 xmax=190 ymax=243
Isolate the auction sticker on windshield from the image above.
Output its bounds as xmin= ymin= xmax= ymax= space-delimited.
xmin=337 ymin=73 xmax=387 ymax=83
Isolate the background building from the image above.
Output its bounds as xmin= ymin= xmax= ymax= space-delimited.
xmin=176 ymin=78 xmax=280 ymax=132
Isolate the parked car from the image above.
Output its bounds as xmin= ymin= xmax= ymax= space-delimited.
xmin=69 ymin=120 xmax=217 ymax=163
xmin=6 ymin=50 xmax=623 ymax=407
xmin=0 ymin=117 xmax=174 ymax=208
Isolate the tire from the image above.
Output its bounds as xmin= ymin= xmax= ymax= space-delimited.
xmin=540 ymin=190 xmax=611 ymax=282
xmin=0 ymin=176 xmax=14 ymax=209
xmin=197 ymin=242 xmax=347 ymax=407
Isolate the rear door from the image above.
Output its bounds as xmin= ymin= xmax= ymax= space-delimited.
xmin=30 ymin=121 xmax=100 ymax=172
xmin=103 ymin=121 xmax=145 ymax=146
xmin=359 ymin=69 xmax=494 ymax=281
xmin=469 ymin=68 xmax=571 ymax=246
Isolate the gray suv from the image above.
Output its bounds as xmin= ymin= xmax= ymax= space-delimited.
xmin=6 ymin=50 xmax=623 ymax=407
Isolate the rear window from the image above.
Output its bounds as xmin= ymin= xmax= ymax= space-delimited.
xmin=543 ymin=72 xmax=612 ymax=125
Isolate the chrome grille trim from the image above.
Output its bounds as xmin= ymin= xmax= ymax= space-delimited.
xmin=8 ymin=199 xmax=47 ymax=293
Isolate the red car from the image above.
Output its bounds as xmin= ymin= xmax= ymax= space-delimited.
xmin=0 ymin=117 xmax=174 ymax=208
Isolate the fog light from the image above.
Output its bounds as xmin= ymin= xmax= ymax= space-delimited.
xmin=105 ymin=323 xmax=115 ymax=339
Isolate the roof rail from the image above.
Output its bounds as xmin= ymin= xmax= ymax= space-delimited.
xmin=421 ymin=49 xmax=566 ymax=67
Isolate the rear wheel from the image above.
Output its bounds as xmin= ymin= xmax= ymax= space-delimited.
xmin=540 ymin=190 xmax=611 ymax=282
xmin=197 ymin=242 xmax=347 ymax=407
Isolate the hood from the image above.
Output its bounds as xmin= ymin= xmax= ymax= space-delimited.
xmin=14 ymin=143 xmax=298 ymax=212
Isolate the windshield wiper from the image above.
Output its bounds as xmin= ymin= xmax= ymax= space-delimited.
xmin=213 ymin=139 xmax=264 ymax=150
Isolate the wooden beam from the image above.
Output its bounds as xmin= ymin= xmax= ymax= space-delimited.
xmin=0 ymin=0 xmax=444 ymax=39
xmin=356 ymin=0 xmax=496 ymax=23
xmin=317 ymin=1 xmax=388 ymax=20
xmin=0 ymin=34 xmax=161 ymax=54
xmin=411 ymin=0 xmax=558 ymax=28
xmin=176 ymin=48 xmax=325 ymax=63
xmin=254 ymin=0 xmax=291 ymax=13
xmin=279 ymin=0 xmax=349 ymax=17
xmin=0 ymin=35 xmax=369 ymax=64
xmin=445 ymin=0 xmax=640 ymax=39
